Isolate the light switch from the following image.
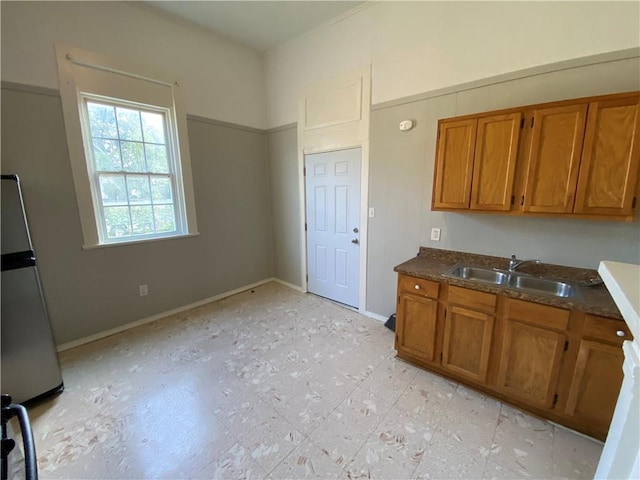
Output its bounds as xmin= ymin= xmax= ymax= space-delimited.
xmin=431 ymin=228 xmax=441 ymax=241
xmin=369 ymin=207 xmax=375 ymax=218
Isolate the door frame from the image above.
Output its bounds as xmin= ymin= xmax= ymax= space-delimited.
xmin=296 ymin=66 xmax=371 ymax=312
xmin=299 ymin=142 xmax=370 ymax=311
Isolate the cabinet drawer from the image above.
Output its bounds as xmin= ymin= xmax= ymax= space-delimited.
xmin=448 ymin=286 xmax=496 ymax=313
xmin=583 ymin=315 xmax=632 ymax=346
xmin=507 ymin=299 xmax=569 ymax=331
xmin=398 ymin=275 xmax=440 ymax=299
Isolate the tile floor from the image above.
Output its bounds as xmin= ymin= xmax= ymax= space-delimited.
xmin=9 ymin=282 xmax=603 ymax=479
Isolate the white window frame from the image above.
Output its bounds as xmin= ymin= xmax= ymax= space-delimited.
xmin=56 ymin=44 xmax=198 ymax=248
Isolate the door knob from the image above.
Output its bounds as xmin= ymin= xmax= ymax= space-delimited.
xmin=353 ymin=227 xmax=359 ymax=233
xmin=351 ymin=238 xmax=359 ymax=245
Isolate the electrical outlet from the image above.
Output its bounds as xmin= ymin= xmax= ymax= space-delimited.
xmin=139 ymin=284 xmax=148 ymax=296
xmin=431 ymin=228 xmax=441 ymax=242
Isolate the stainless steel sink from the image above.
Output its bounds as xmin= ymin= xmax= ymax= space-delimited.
xmin=443 ymin=264 xmax=581 ymax=299
xmin=507 ymin=275 xmax=575 ymax=298
xmin=444 ymin=265 xmax=508 ymax=285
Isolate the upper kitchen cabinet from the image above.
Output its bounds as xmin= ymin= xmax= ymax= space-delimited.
xmin=574 ymin=95 xmax=640 ymax=216
xmin=521 ymin=104 xmax=587 ymax=213
xmin=433 ymin=113 xmax=521 ymax=211
xmin=471 ymin=113 xmax=522 ymax=211
xmin=431 ymin=91 xmax=640 ymax=221
xmin=433 ymin=118 xmax=477 ymax=209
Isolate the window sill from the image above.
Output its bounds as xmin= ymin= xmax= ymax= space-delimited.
xmin=82 ymin=232 xmax=200 ymax=250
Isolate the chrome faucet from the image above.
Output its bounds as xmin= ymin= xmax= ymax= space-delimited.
xmin=509 ymin=254 xmax=541 ymax=272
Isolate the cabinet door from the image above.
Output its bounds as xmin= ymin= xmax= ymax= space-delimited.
xmin=497 ymin=319 xmax=566 ymax=408
xmin=574 ymin=95 xmax=640 ymax=216
xmin=433 ymin=119 xmax=477 ymax=209
xmin=470 ymin=113 xmax=522 ymax=211
xmin=441 ymin=306 xmax=494 ymax=383
xmin=564 ymin=340 xmax=624 ymax=430
xmin=396 ymin=293 xmax=439 ymax=364
xmin=522 ymin=104 xmax=588 ymax=213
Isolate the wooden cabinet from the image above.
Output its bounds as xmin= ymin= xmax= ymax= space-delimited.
xmin=433 ymin=113 xmax=521 ymax=211
xmin=522 ymin=104 xmax=587 ymax=213
xmin=496 ymin=300 xmax=569 ymax=408
xmin=433 ymin=119 xmax=477 ymax=209
xmin=394 ymin=272 xmax=630 ymax=440
xmin=432 ymin=91 xmax=640 ymax=221
xmin=574 ymin=96 xmax=640 ymax=215
xmin=471 ymin=113 xmax=522 ymax=211
xmin=442 ymin=287 xmax=496 ymax=382
xmin=564 ymin=315 xmax=632 ymax=432
xmin=395 ymin=275 xmax=440 ymax=365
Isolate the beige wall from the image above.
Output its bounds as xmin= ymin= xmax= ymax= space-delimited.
xmin=265 ymin=1 xmax=640 ymax=128
xmin=1 ymin=1 xmax=267 ymax=129
xmin=1 ymin=84 xmax=273 ymax=345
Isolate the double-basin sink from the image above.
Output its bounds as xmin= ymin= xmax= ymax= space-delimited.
xmin=442 ymin=264 xmax=582 ymax=299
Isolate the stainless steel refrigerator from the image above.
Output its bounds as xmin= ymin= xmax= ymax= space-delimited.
xmin=1 ymin=174 xmax=63 ymax=404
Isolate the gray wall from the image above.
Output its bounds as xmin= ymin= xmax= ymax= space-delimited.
xmin=267 ymin=125 xmax=301 ymax=287
xmin=366 ymin=56 xmax=640 ymax=317
xmin=266 ymin=55 xmax=640 ymax=318
xmin=1 ymin=84 xmax=273 ymax=345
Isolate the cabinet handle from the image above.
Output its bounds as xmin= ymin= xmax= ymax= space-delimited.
xmin=414 ymin=285 xmax=420 ymax=290
xmin=616 ymin=330 xmax=626 ymax=338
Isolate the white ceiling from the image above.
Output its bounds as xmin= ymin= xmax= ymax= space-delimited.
xmin=144 ymin=1 xmax=365 ymax=52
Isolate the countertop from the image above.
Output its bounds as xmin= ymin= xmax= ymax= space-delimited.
xmin=598 ymin=261 xmax=640 ymax=336
xmin=394 ymin=247 xmax=622 ymax=320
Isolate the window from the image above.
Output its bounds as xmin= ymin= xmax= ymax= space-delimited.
xmin=56 ymin=45 xmax=198 ymax=247
xmin=83 ymin=99 xmax=180 ymax=240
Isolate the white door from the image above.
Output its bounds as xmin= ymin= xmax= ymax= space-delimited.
xmin=305 ymin=148 xmax=361 ymax=307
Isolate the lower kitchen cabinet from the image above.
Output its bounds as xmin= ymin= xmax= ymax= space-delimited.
xmin=442 ymin=287 xmax=496 ymax=383
xmin=396 ymin=293 xmax=439 ymax=364
xmin=394 ymin=273 xmax=631 ymax=440
xmin=564 ymin=315 xmax=631 ymax=432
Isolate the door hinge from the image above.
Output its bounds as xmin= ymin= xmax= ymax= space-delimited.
xmin=530 ymin=117 xmax=534 ymax=128
xmin=305 ymin=223 xmax=307 ymax=231
xmin=552 ymin=394 xmax=558 ymax=407
xmin=440 ymin=352 xmax=443 ymax=361
xmin=397 ymin=295 xmax=400 ymax=305
xmin=564 ymin=340 xmax=569 ymax=352
xmin=520 ymin=118 xmax=524 ymax=129
xmin=521 ymin=196 xmax=524 ymax=206
xmin=306 ymin=274 xmax=308 ymax=282
xmin=437 ymin=129 xmax=441 ymax=139
xmin=511 ymin=195 xmax=515 ymax=205
xmin=444 ymin=308 xmax=447 ymax=318
xmin=633 ymin=196 xmax=637 ymax=209
xmin=303 ymin=167 xmax=306 ymax=176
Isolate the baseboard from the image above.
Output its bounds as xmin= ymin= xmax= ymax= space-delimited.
xmin=56 ymin=278 xmax=275 ymax=352
xmin=363 ymin=310 xmax=388 ymax=323
xmin=271 ymin=277 xmax=304 ymax=292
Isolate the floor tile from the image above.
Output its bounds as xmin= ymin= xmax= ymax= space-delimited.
xmin=268 ymin=439 xmax=346 ymax=479
xmin=15 ymin=282 xmax=604 ymax=480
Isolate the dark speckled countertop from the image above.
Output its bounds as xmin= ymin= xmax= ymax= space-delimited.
xmin=394 ymin=247 xmax=622 ymax=320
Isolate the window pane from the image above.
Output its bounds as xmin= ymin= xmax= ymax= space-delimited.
xmin=121 ymin=141 xmax=146 ymax=172
xmin=153 ymin=205 xmax=176 ymax=233
xmin=126 ymin=176 xmax=151 ymax=204
xmin=87 ymin=103 xmax=118 ymax=138
xmin=116 ymin=107 xmax=143 ymax=141
xmin=141 ymin=111 xmax=166 ymax=144
xmin=151 ymin=177 xmax=173 ymax=204
xmin=92 ymin=139 xmax=122 ymax=171
xmin=104 ymin=206 xmax=131 ymax=238
xmin=145 ymin=144 xmax=170 ymax=173
xmin=99 ymin=175 xmax=127 ymax=206
xmin=131 ymin=206 xmax=154 ymax=234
